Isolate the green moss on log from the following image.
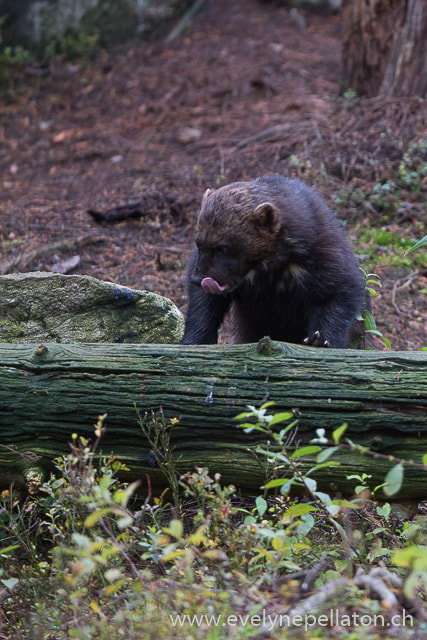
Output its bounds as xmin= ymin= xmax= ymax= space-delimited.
xmin=0 ymin=341 xmax=425 ymax=498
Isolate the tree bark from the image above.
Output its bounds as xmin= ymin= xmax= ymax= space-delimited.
xmin=341 ymin=0 xmax=427 ymax=98
xmin=0 ymin=341 xmax=426 ymax=498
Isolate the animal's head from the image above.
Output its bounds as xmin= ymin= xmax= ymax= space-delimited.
xmin=192 ymin=182 xmax=281 ymax=294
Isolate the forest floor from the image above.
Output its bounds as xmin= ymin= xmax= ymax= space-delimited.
xmin=0 ymin=0 xmax=425 ymax=349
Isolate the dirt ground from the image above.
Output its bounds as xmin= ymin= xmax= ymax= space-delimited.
xmin=0 ymin=0 xmax=425 ymax=350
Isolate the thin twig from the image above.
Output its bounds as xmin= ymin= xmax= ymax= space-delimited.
xmin=354 ymin=568 xmax=400 ymax=609
xmin=286 ymin=577 xmax=350 ymax=619
xmin=229 ymin=124 xmax=295 ymax=152
xmin=0 ymin=234 xmax=106 ymax=275
xmin=391 ymin=271 xmax=419 ymax=316
xmin=166 ymin=0 xmax=205 ymax=43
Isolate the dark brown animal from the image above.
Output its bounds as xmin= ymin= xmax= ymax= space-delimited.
xmin=182 ymin=174 xmax=370 ymax=348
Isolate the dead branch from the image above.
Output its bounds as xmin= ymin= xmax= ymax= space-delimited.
xmin=391 ymin=271 xmax=419 ymax=316
xmin=0 ymin=234 xmax=106 ymax=275
xmin=229 ymin=124 xmax=295 ymax=152
xmin=87 ymin=194 xmax=184 ymax=224
xmin=354 ymin=568 xmax=400 ymax=609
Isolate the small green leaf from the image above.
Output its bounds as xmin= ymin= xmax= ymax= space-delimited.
xmin=307 ymin=461 xmax=340 ymax=475
xmin=333 ymin=423 xmax=348 ymax=444
xmin=283 ymin=503 xmax=318 ymax=519
xmin=117 ymin=515 xmax=133 ymax=530
xmin=268 ymin=412 xmax=294 ymax=426
xmin=317 ymin=446 xmax=339 ymax=462
xmin=234 ymin=412 xmax=251 ymax=421
xmin=297 ymin=514 xmax=315 ymax=537
xmin=366 ymin=278 xmax=382 ymax=287
xmin=383 ymin=463 xmax=404 ymax=497
xmin=257 ymin=448 xmax=290 ymax=464
xmin=1 ymin=577 xmax=19 ymax=590
xmin=326 ymin=504 xmax=341 ymax=517
xmin=264 ymin=478 xmax=291 ymax=489
xmin=303 ymin=477 xmax=317 ymax=492
xmin=365 ymin=330 xmax=391 ymax=349
xmin=314 ymin=491 xmax=332 ymax=506
xmin=260 ymin=401 xmax=277 ymax=410
xmin=163 ymin=519 xmax=183 ymax=540
xmin=354 ymin=485 xmax=367 ymax=495
xmin=84 ymin=508 xmax=110 ymax=528
xmin=0 ymin=544 xmax=19 ymax=556
xmin=161 ymin=549 xmax=186 ymax=563
xmin=290 ymin=446 xmax=321 ymax=459
xmin=377 ymin=503 xmax=391 ymax=519
xmin=280 ymin=479 xmax=295 ymax=495
xmin=255 ymin=495 xmax=268 ymax=517
xmin=404 ymin=234 xmax=427 ymax=255
xmin=239 ymin=423 xmax=267 ymax=433
xmin=280 ymin=478 xmax=294 ymax=496
xmin=392 ymin=545 xmax=427 ymax=570
xmin=363 ymin=310 xmax=377 ymax=331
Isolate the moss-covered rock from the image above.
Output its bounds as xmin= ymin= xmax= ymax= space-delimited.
xmin=0 ymin=0 xmax=189 ymax=54
xmin=0 ymin=272 xmax=184 ymax=344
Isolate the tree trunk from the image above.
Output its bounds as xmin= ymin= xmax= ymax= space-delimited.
xmin=341 ymin=0 xmax=427 ymax=97
xmin=0 ymin=341 xmax=426 ymax=498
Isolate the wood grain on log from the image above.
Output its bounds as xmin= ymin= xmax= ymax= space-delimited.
xmin=0 ymin=341 xmax=425 ymax=497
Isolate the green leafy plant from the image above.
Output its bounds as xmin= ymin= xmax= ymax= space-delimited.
xmin=331 ymin=136 xmax=426 ymax=226
xmin=369 ymin=180 xmax=400 ymax=213
xmin=1 ymin=408 xmax=426 ymax=638
xmin=343 ymin=88 xmax=358 ymax=101
xmin=137 ymin=409 xmax=182 ymax=518
xmin=237 ymin=403 xmax=427 ymax=502
xmin=355 ymin=269 xmax=391 ymax=349
xmin=398 ymin=140 xmax=427 ymax=193
xmin=362 ymin=308 xmax=391 ymax=349
xmin=235 ymin=405 xmax=359 ymax=550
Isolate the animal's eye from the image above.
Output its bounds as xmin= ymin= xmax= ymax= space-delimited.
xmin=215 ymin=244 xmax=230 ymax=256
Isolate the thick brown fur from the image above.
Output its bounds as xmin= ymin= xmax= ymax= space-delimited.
xmin=182 ymin=174 xmax=370 ymax=348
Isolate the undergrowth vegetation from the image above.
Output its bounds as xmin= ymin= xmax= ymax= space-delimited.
xmin=324 ymin=133 xmax=426 ymax=276
xmin=331 ymin=137 xmax=426 ymax=221
xmin=1 ymin=410 xmax=426 ymax=639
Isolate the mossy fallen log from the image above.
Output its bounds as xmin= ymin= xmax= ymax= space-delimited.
xmin=0 ymin=340 xmax=426 ymax=498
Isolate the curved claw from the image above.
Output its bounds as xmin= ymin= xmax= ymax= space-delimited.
xmin=303 ymin=330 xmax=330 ymax=348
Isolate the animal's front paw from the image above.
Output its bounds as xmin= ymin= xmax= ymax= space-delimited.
xmin=303 ymin=330 xmax=329 ymax=347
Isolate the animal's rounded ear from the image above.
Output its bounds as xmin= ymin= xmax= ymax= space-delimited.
xmin=253 ymin=202 xmax=278 ymax=233
xmin=201 ymin=188 xmax=214 ymax=207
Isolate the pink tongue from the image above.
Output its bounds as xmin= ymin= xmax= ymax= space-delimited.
xmin=201 ymin=277 xmax=227 ymax=294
